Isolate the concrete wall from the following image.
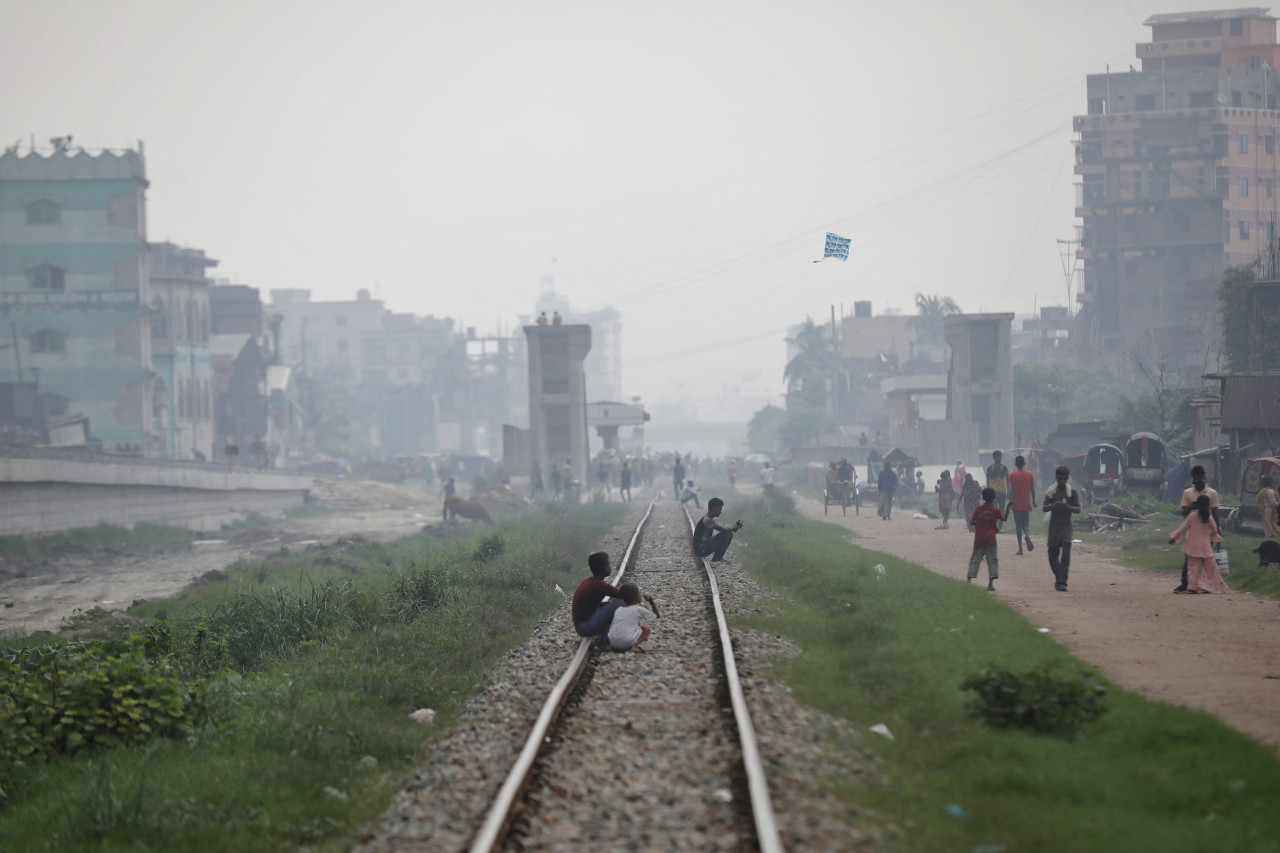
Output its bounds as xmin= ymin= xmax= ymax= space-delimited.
xmin=0 ymin=453 xmax=311 ymax=534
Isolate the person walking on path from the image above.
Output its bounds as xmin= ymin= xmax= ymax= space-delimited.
xmin=1008 ymin=454 xmax=1036 ymax=555
xmin=1175 ymin=466 xmax=1220 ymax=592
xmin=727 ymin=460 xmax=737 ymax=489
xmin=985 ymin=450 xmax=1010 ymax=531
xmin=619 ymin=461 xmax=632 ymax=502
xmin=967 ymin=487 xmax=1006 ymax=591
xmin=1042 ymin=466 xmax=1081 ymax=592
xmin=936 ymin=469 xmax=953 ymax=529
xmin=876 ymin=460 xmax=899 ymax=520
xmin=760 ymin=462 xmax=776 ymax=499
xmin=550 ymin=462 xmax=561 ymax=500
xmin=960 ymin=473 xmax=982 ymax=531
xmin=1257 ymin=475 xmax=1278 ymax=537
xmin=1169 ymin=495 xmax=1228 ymax=593
xmin=531 ymin=461 xmax=543 ymax=498
xmin=692 ymin=498 xmax=743 ymax=562
xmin=952 ymin=459 xmax=966 ymax=500
xmin=672 ymin=454 xmax=686 ymax=497
xmin=441 ymin=476 xmax=456 ymax=520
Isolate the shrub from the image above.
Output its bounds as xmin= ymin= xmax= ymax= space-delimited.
xmin=960 ymin=665 xmax=1109 ymax=736
xmin=1 ymin=639 xmax=190 ymax=766
xmin=471 ymin=533 xmax=505 ymax=563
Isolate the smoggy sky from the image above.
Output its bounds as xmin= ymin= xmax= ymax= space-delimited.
xmin=0 ymin=0 xmax=1224 ymax=411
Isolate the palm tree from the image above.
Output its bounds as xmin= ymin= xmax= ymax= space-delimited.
xmin=908 ymin=293 xmax=961 ymax=343
xmin=783 ymin=318 xmax=833 ymax=404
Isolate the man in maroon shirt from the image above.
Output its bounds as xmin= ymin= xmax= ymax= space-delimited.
xmin=967 ymin=487 xmax=1006 ymax=591
xmin=572 ymin=551 xmax=624 ymax=642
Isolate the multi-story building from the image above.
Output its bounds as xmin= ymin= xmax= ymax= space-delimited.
xmin=0 ymin=141 xmax=154 ymax=451
xmin=1074 ymin=8 xmax=1280 ymax=373
xmin=149 ymin=242 xmax=214 ymax=459
xmin=269 ymin=288 xmax=386 ymax=384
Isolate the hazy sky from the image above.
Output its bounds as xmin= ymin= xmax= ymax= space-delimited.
xmin=1 ymin=0 xmax=1226 ymax=409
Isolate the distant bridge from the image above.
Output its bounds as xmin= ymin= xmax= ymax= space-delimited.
xmin=0 ymin=447 xmax=311 ymax=535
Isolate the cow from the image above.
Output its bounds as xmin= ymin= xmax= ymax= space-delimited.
xmin=444 ymin=495 xmax=495 ymax=526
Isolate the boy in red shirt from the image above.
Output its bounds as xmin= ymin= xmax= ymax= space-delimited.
xmin=1007 ymin=454 xmax=1036 ymax=555
xmin=967 ymin=487 xmax=1006 ymax=591
xmin=571 ymin=551 xmax=624 ymax=644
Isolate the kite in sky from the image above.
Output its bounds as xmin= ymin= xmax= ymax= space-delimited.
xmin=814 ymin=232 xmax=850 ymax=262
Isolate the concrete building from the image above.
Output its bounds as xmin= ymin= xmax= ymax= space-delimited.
xmin=149 ymin=242 xmax=214 ymax=460
xmin=0 ymin=141 xmax=154 ymax=451
xmin=534 ymin=279 xmax=623 ymax=402
xmin=945 ymin=313 xmax=1015 ymax=454
xmin=269 ymin=288 xmax=386 ymax=384
xmin=1074 ymin=8 xmax=1280 ymax=372
xmin=524 ymin=323 xmax=592 ymax=486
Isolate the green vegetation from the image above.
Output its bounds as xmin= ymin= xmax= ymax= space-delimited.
xmin=0 ymin=523 xmax=195 ymax=565
xmin=0 ymin=502 xmax=623 ymax=851
xmin=735 ymin=509 xmax=1280 ymax=852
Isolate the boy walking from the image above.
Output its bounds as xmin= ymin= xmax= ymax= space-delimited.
xmin=967 ymin=487 xmax=1006 ymax=591
xmin=1008 ymin=454 xmax=1036 ymax=555
xmin=1043 ymin=466 xmax=1081 ymax=592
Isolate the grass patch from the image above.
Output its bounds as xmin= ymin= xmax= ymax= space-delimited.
xmin=735 ymin=511 xmax=1280 ymax=852
xmin=0 ymin=502 xmax=624 ymax=851
xmin=0 ymin=523 xmax=194 ymax=565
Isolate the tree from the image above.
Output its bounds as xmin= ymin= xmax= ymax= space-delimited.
xmin=1012 ymin=364 xmax=1124 ymax=444
xmin=777 ymin=406 xmax=830 ymax=450
xmin=783 ymin=318 xmax=835 ymax=410
xmin=746 ymin=404 xmax=786 ymax=455
xmin=1218 ymin=262 xmax=1280 ymax=371
xmin=907 ymin=293 xmax=961 ymax=344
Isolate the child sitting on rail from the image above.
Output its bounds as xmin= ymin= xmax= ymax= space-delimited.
xmin=678 ymin=479 xmax=701 ymax=509
xmin=571 ymin=552 xmax=624 ymax=645
xmin=606 ymin=583 xmax=660 ymax=652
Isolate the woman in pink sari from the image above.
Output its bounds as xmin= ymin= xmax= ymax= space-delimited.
xmin=1169 ymin=495 xmax=1228 ymax=593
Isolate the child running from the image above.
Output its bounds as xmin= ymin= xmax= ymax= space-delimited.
xmin=967 ymin=487 xmax=1006 ymax=591
xmin=1169 ymin=494 xmax=1229 ymax=594
xmin=571 ymin=551 xmax=624 ymax=646
xmin=606 ymin=583 xmax=660 ymax=652
xmin=936 ymin=469 xmax=953 ymax=529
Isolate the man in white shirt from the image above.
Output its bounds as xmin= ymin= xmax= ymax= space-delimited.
xmin=760 ymin=462 xmax=775 ymax=498
xmin=1175 ymin=465 xmax=1219 ymax=593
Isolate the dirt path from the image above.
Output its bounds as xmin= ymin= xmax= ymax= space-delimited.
xmin=0 ymin=480 xmax=453 ymax=636
xmin=790 ymin=492 xmax=1280 ymax=753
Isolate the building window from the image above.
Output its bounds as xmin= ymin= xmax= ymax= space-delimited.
xmin=25 ymin=199 xmax=61 ymax=225
xmin=1231 ymin=19 xmax=1244 ymax=36
xmin=336 ymin=315 xmax=347 ymax=327
xmin=1269 ymin=136 xmax=1276 ymax=156
xmin=150 ymin=298 xmax=168 ymax=340
xmin=29 ymin=328 xmax=66 ymax=353
xmin=27 ymin=264 xmax=65 ymax=290
xmin=1190 ymin=91 xmax=1214 ymax=108
xmin=1135 ymin=94 xmax=1156 ymax=111
xmin=1233 ymin=92 xmax=1243 ymax=107
xmin=1241 ymin=219 xmax=1251 ymax=240
xmin=1240 ymin=134 xmax=1249 ymax=154
xmin=1217 ymin=176 xmax=1229 ymax=197
xmin=1240 ymin=177 xmax=1250 ymax=197
xmin=1269 ymin=178 xmax=1274 ymax=198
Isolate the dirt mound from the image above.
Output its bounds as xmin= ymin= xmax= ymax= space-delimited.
xmin=311 ymin=479 xmax=438 ymax=511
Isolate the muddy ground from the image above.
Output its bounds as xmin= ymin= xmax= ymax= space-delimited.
xmin=0 ymin=480 xmax=501 ymax=636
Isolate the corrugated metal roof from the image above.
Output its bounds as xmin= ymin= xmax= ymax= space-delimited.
xmin=1144 ymin=8 xmax=1272 ymax=26
xmin=1215 ymin=373 xmax=1280 ymax=429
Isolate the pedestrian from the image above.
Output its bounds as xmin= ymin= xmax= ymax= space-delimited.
xmin=952 ymin=459 xmax=966 ymax=500
xmin=441 ymin=476 xmax=456 ymax=521
xmin=619 ymin=461 xmax=632 ymax=502
xmin=550 ymin=461 xmax=562 ymax=500
xmin=606 ymin=583 xmax=660 ymax=652
xmin=1174 ymin=465 xmax=1220 ymax=593
xmin=760 ymin=462 xmax=775 ymax=499
xmin=551 ymin=311 xmax=563 ymax=325
xmin=967 ymin=487 xmax=1006 ymax=591
xmin=727 ymin=460 xmax=737 ymax=489
xmin=692 ymin=498 xmax=743 ymax=562
xmin=961 ymin=473 xmax=982 ymax=531
xmin=1008 ymin=454 xmax=1036 ymax=555
xmin=531 ymin=461 xmax=544 ymax=498
xmin=936 ymin=469 xmax=953 ymax=529
xmin=1042 ymin=466 xmax=1081 ymax=592
xmin=572 ymin=551 xmax=625 ymax=646
xmin=1257 ymin=475 xmax=1278 ymax=537
xmin=678 ymin=479 xmax=701 ymax=509
xmin=876 ymin=460 xmax=899 ymax=520
xmin=985 ymin=450 xmax=1010 ymax=530
xmin=561 ymin=458 xmax=573 ymax=501
xmin=1169 ymin=495 xmax=1228 ymax=593
xmin=595 ymin=460 xmax=611 ymax=497
xmin=672 ymin=454 xmax=686 ymax=496
xmin=224 ymin=435 xmax=239 ymax=472
xmin=536 ymin=311 xmax=549 ymax=325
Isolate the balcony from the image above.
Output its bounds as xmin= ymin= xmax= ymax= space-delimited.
xmin=1136 ymin=36 xmax=1223 ymax=61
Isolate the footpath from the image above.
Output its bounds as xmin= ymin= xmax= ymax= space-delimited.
xmin=790 ymin=492 xmax=1280 ymax=753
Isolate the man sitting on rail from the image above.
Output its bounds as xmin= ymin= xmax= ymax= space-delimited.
xmin=692 ymin=498 xmax=743 ymax=563
xmin=572 ymin=552 xmax=624 ymax=645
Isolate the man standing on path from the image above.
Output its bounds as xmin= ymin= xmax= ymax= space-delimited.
xmin=985 ymin=450 xmax=1010 ymax=531
xmin=1175 ymin=465 xmax=1220 ymax=593
xmin=760 ymin=462 xmax=776 ymax=499
xmin=1008 ymin=454 xmax=1036 ymax=555
xmin=877 ymin=460 xmax=899 ymax=520
xmin=1042 ymin=466 xmax=1081 ymax=592
xmin=672 ymin=454 xmax=685 ymax=497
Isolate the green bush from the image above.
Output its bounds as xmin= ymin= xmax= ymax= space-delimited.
xmin=471 ymin=533 xmax=505 ymax=563
xmin=960 ymin=665 xmax=1109 ymax=736
xmin=1 ymin=640 xmax=190 ymax=766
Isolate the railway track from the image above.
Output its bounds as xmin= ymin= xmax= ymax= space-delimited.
xmin=360 ymin=491 xmax=874 ymax=852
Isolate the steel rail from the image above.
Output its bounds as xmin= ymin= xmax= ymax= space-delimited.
xmin=467 ymin=499 xmax=655 ymax=853
xmin=685 ymin=505 xmax=784 ymax=853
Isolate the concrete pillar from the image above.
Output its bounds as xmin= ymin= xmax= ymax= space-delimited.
xmin=524 ymin=324 xmax=592 ymax=486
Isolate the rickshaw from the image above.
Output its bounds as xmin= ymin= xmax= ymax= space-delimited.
xmin=1229 ymin=456 xmax=1280 ymax=532
xmin=1123 ymin=432 xmax=1167 ymax=497
xmin=1082 ymin=443 xmax=1125 ymax=505
xmin=824 ymin=460 xmax=859 ymax=516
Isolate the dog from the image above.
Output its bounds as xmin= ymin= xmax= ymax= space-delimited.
xmin=444 ymin=495 xmax=495 ymax=526
xmin=1253 ymin=539 xmax=1280 ymax=568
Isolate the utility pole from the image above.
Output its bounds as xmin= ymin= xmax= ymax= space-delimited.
xmin=1057 ymin=238 xmax=1080 ymax=317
